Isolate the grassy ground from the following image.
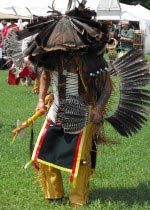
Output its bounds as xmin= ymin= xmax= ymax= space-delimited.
xmin=145 ymin=54 xmax=150 ymax=62
xmin=0 ymin=70 xmax=150 ymax=210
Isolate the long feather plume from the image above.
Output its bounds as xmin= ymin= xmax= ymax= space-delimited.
xmin=105 ymin=49 xmax=150 ymax=137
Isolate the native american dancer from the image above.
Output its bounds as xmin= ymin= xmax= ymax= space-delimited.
xmin=9 ymin=0 xmax=150 ymax=208
xmin=5 ymin=27 xmax=40 ymax=88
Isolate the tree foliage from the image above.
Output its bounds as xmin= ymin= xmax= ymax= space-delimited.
xmin=120 ymin=0 xmax=150 ymax=10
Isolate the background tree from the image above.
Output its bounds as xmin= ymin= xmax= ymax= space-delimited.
xmin=120 ymin=0 xmax=150 ymax=9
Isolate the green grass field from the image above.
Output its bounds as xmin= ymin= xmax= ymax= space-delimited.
xmin=0 ymin=70 xmax=150 ymax=210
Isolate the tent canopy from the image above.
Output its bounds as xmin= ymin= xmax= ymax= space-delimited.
xmin=0 ymin=12 xmax=30 ymax=19
xmin=0 ymin=7 xmax=31 ymax=19
xmin=0 ymin=0 xmax=68 ymax=19
xmin=97 ymin=0 xmax=121 ymax=20
xmin=0 ymin=0 xmax=150 ymax=21
xmin=97 ymin=2 xmax=150 ymax=21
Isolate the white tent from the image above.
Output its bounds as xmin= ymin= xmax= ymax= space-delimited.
xmin=1 ymin=0 xmax=150 ymax=21
xmin=97 ymin=0 xmax=121 ymax=20
xmin=97 ymin=2 xmax=139 ymax=21
xmin=0 ymin=7 xmax=31 ymax=19
xmin=0 ymin=0 xmax=69 ymax=18
xmin=122 ymin=4 xmax=150 ymax=21
xmin=0 ymin=0 xmax=107 ymax=17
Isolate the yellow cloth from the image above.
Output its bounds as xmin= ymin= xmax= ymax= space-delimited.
xmin=40 ymin=164 xmax=64 ymax=199
xmin=32 ymin=78 xmax=40 ymax=94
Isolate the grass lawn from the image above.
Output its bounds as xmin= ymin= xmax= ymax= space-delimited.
xmin=145 ymin=54 xmax=150 ymax=62
xmin=0 ymin=70 xmax=150 ymax=210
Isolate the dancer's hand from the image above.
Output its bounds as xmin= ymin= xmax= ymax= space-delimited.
xmin=36 ymin=99 xmax=47 ymax=113
xmin=90 ymin=106 xmax=103 ymax=124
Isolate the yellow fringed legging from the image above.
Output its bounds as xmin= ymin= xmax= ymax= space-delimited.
xmin=39 ymin=123 xmax=96 ymax=205
xmin=32 ymin=78 xmax=40 ymax=94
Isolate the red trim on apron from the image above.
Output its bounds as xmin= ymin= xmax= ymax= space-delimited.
xmin=33 ymin=118 xmax=51 ymax=170
xmin=70 ymin=131 xmax=83 ymax=182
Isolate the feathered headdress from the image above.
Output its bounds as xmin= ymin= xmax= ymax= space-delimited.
xmin=5 ymin=0 xmax=108 ymax=58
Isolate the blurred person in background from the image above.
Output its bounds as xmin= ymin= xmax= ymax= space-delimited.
xmin=1 ymin=20 xmax=8 ymax=70
xmin=118 ymin=20 xmax=134 ymax=57
xmin=0 ymin=33 xmax=2 ymax=69
xmin=0 ymin=21 xmax=3 ymax=31
xmin=6 ymin=19 xmax=19 ymax=34
xmin=1 ymin=20 xmax=8 ymax=40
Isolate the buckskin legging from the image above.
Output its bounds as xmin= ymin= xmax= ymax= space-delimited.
xmin=38 ymin=123 xmax=96 ymax=205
